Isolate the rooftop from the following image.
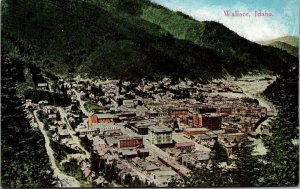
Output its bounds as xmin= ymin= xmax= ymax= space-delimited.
xmin=151 ymin=170 xmax=177 ymax=177
xmin=90 ymin=113 xmax=118 ymax=119
xmin=149 ymin=126 xmax=172 ymax=133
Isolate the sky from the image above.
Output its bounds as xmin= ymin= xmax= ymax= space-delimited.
xmin=151 ymin=0 xmax=299 ymax=41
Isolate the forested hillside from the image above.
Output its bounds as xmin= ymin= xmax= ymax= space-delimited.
xmin=2 ymin=0 xmax=297 ymax=81
xmin=257 ymin=36 xmax=299 ymax=57
xmin=1 ymin=50 xmax=54 ymax=188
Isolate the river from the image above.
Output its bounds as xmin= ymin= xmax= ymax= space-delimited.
xmin=214 ymin=75 xmax=278 ymax=155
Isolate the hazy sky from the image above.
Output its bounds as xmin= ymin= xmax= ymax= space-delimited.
xmin=151 ymin=0 xmax=299 ymax=41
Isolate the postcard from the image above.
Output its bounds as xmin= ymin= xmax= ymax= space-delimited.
xmin=1 ymin=0 xmax=299 ymax=188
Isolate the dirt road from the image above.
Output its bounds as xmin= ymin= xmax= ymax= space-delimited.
xmin=33 ymin=110 xmax=80 ymax=187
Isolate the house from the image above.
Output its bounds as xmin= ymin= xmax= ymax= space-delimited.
xmin=82 ymin=167 xmax=95 ymax=183
xmin=92 ymin=176 xmax=109 ymax=187
xmin=194 ymin=152 xmax=210 ymax=163
xmin=37 ymin=82 xmax=48 ymax=90
xmin=198 ymin=132 xmax=218 ymax=142
xmin=58 ymin=129 xmax=70 ymax=140
xmin=122 ymin=100 xmax=135 ymax=108
xmin=151 ymin=170 xmax=177 ymax=184
xmin=148 ymin=126 xmax=173 ymax=145
xmin=38 ymin=100 xmax=49 ymax=108
xmin=48 ymin=114 xmax=57 ymax=120
xmin=221 ymin=143 xmax=237 ymax=156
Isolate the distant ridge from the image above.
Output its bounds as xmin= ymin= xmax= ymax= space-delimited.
xmin=257 ymin=36 xmax=299 ymax=57
xmin=257 ymin=36 xmax=298 ymax=47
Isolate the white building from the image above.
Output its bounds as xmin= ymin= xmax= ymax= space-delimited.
xmin=148 ymin=126 xmax=172 ymax=145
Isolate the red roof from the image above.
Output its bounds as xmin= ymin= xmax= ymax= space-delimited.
xmin=175 ymin=142 xmax=195 ymax=148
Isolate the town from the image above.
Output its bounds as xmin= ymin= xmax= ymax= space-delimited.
xmin=23 ymin=74 xmax=277 ymax=187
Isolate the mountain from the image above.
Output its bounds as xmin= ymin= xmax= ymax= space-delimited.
xmin=257 ymin=36 xmax=299 ymax=57
xmin=257 ymin=36 xmax=299 ymax=47
xmin=268 ymin=41 xmax=298 ymax=57
xmin=1 ymin=0 xmax=297 ymax=81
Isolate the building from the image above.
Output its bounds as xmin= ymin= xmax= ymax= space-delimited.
xmin=219 ymin=132 xmax=245 ymax=143
xmin=122 ymin=100 xmax=135 ymax=108
xmin=167 ymin=107 xmax=188 ymax=117
xmin=148 ymin=126 xmax=173 ymax=145
xmin=93 ymin=123 xmax=119 ymax=135
xmin=183 ymin=127 xmax=209 ymax=136
xmin=217 ymin=107 xmax=233 ymax=114
xmin=175 ymin=142 xmax=195 ymax=152
xmin=38 ymin=100 xmax=49 ymax=108
xmin=37 ymin=82 xmax=48 ymax=90
xmin=130 ymin=121 xmax=157 ymax=135
xmin=194 ymin=106 xmax=217 ymax=114
xmin=145 ymin=111 xmax=159 ymax=119
xmin=151 ymin=170 xmax=177 ymax=185
xmin=88 ymin=113 xmax=119 ymax=129
xmin=194 ymin=113 xmax=222 ymax=130
xmin=117 ymin=137 xmax=144 ymax=149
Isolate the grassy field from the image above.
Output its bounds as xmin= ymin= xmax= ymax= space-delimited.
xmin=84 ymin=102 xmax=105 ymax=112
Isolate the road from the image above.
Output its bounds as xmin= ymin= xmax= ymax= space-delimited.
xmin=72 ymin=89 xmax=89 ymax=116
xmin=33 ymin=110 xmax=80 ymax=187
xmin=143 ymin=137 xmax=190 ymax=176
xmin=121 ymin=126 xmax=190 ymax=177
xmin=58 ymin=107 xmax=91 ymax=159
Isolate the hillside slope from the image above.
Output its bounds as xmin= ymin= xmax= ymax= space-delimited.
xmin=257 ymin=36 xmax=299 ymax=57
xmin=258 ymin=36 xmax=299 ymax=47
xmin=268 ymin=41 xmax=298 ymax=57
xmin=137 ymin=1 xmax=297 ymax=70
xmin=1 ymin=0 xmax=297 ymax=81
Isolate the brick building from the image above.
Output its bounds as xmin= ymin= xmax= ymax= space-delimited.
xmin=117 ymin=137 xmax=144 ymax=149
xmin=193 ymin=113 xmax=222 ymax=130
xmin=167 ymin=107 xmax=188 ymax=117
xmin=88 ymin=113 xmax=119 ymax=129
xmin=175 ymin=142 xmax=195 ymax=152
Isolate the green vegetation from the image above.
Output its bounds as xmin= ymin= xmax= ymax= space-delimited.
xmin=50 ymin=140 xmax=82 ymax=161
xmin=1 ymin=53 xmax=54 ymax=188
xmin=258 ymin=36 xmax=299 ymax=48
xmin=2 ymin=0 xmax=297 ymax=82
xmin=267 ymin=41 xmax=298 ymax=57
xmin=1 ymin=0 xmax=298 ymax=187
xmin=261 ymin=66 xmax=299 ymax=186
xmin=138 ymin=1 xmax=297 ymax=72
xmin=257 ymin=36 xmax=299 ymax=57
xmin=24 ymin=89 xmax=71 ymax=107
xmin=84 ymin=101 xmax=105 ymax=112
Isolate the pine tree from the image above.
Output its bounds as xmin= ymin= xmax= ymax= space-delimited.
xmin=233 ymin=137 xmax=263 ymax=186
